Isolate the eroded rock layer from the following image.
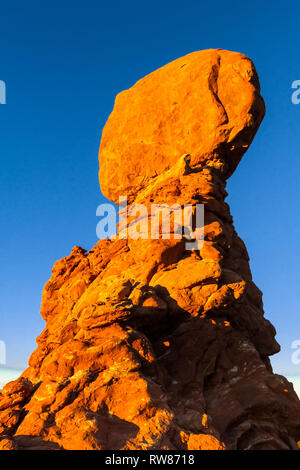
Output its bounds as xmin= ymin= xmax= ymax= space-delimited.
xmin=1 ymin=49 xmax=300 ymax=450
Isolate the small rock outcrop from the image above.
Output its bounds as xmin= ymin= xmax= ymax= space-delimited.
xmin=1 ymin=49 xmax=300 ymax=451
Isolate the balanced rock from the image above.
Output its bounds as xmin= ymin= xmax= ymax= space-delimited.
xmin=99 ymin=49 xmax=265 ymax=203
xmin=1 ymin=50 xmax=300 ymax=451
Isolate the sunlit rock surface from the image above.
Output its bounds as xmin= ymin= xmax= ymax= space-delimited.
xmin=1 ymin=50 xmax=300 ymax=451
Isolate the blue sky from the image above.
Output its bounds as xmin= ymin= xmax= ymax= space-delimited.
xmin=0 ymin=0 xmax=299 ymax=379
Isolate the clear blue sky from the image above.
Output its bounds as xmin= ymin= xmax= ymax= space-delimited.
xmin=0 ymin=0 xmax=299 ymax=375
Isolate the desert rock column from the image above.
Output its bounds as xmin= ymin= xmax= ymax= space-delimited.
xmin=0 ymin=49 xmax=300 ymax=451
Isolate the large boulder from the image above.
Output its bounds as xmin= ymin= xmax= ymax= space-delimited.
xmin=99 ymin=49 xmax=265 ymax=203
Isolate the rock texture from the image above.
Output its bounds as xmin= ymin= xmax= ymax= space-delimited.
xmin=1 ymin=49 xmax=300 ymax=451
xmin=99 ymin=49 xmax=265 ymax=203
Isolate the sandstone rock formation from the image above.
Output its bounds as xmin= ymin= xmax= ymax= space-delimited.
xmin=99 ymin=49 xmax=265 ymax=204
xmin=1 ymin=49 xmax=300 ymax=451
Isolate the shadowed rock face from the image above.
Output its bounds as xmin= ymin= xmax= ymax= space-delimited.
xmin=1 ymin=49 xmax=300 ymax=451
